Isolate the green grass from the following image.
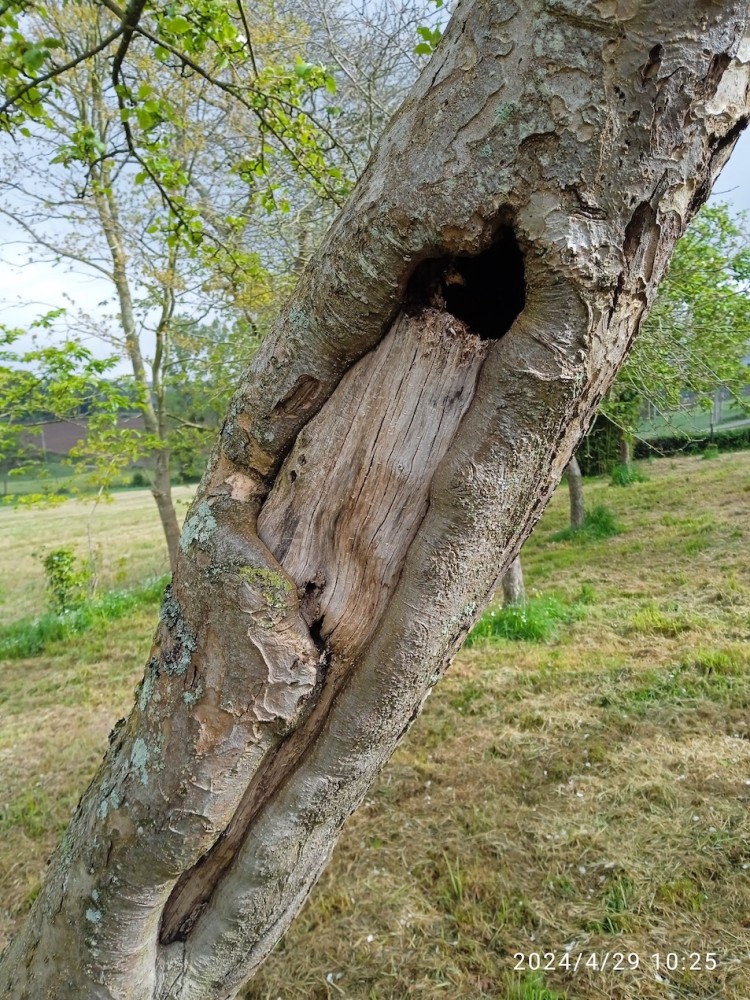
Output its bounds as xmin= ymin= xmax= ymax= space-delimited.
xmin=610 ymin=462 xmax=648 ymax=486
xmin=0 ymin=576 xmax=168 ymax=659
xmin=3 ymin=451 xmax=750 ymax=999
xmin=467 ymin=594 xmax=582 ymax=644
xmin=549 ymin=503 xmax=620 ymax=543
xmin=502 ymin=974 xmax=568 ymax=1000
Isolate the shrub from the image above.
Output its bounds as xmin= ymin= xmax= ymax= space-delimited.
xmin=41 ymin=547 xmax=91 ymax=613
xmin=635 ymin=424 xmax=750 ymax=459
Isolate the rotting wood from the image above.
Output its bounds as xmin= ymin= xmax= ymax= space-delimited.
xmin=259 ymin=308 xmax=492 ymax=655
xmin=160 ymin=303 xmax=493 ymax=943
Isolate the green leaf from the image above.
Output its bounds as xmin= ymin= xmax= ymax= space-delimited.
xmin=21 ymin=45 xmax=47 ymax=72
xmin=164 ymin=14 xmax=191 ymax=34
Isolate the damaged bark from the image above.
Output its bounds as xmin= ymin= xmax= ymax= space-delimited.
xmin=2 ymin=1 xmax=750 ymax=997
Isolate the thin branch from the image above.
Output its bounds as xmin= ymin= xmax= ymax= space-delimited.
xmin=166 ymin=413 xmax=213 ymax=431
xmin=98 ymin=0 xmax=351 ymax=201
xmin=0 ymin=207 xmax=116 ymax=280
xmin=110 ymin=0 xmax=148 ymax=90
xmin=235 ymin=0 xmax=258 ymax=77
xmin=0 ymin=26 xmax=124 ymax=119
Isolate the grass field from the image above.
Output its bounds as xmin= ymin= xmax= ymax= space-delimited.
xmin=640 ymin=400 xmax=750 ymax=439
xmin=0 ymin=486 xmax=194 ymax=624
xmin=1 ymin=453 xmax=749 ymax=998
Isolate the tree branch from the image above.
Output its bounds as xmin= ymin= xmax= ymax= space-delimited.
xmin=110 ymin=0 xmax=148 ymax=91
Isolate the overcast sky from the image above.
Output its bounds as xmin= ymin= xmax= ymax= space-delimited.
xmin=710 ymin=127 xmax=750 ymax=214
xmin=1 ymin=127 xmax=749 ymax=364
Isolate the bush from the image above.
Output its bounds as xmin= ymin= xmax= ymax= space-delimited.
xmin=635 ymin=424 xmax=750 ymax=459
xmin=41 ymin=547 xmax=91 ymax=613
xmin=130 ymin=470 xmax=148 ymax=487
xmin=576 ymin=413 xmax=622 ymax=475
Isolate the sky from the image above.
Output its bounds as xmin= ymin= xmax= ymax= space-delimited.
xmin=710 ymin=127 xmax=750 ymax=214
xmin=1 ymin=128 xmax=749 ymax=365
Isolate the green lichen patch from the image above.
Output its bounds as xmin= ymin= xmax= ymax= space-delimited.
xmin=182 ymin=686 xmax=203 ymax=707
xmin=97 ymin=789 xmax=122 ymax=820
xmin=130 ymin=737 xmax=150 ymax=786
xmin=239 ymin=566 xmax=293 ymax=611
xmin=138 ymin=661 xmax=159 ymax=710
xmin=158 ymin=588 xmax=197 ymax=676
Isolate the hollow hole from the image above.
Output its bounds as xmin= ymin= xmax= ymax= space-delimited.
xmin=405 ymin=226 xmax=525 ymax=340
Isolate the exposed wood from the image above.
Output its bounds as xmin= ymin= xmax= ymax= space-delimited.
xmin=259 ymin=308 xmax=489 ymax=655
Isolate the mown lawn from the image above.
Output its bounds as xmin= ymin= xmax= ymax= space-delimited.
xmin=1 ymin=453 xmax=749 ymax=999
xmin=0 ymin=486 xmax=194 ymax=624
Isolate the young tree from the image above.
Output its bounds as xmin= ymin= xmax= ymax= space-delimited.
xmin=566 ymin=454 xmax=586 ymax=530
xmin=0 ymin=317 xmax=132 ymax=497
xmin=1 ymin=0 xmax=341 ymax=566
xmin=501 ymin=554 xmax=525 ymax=607
xmin=1 ymin=1 xmax=749 ymax=997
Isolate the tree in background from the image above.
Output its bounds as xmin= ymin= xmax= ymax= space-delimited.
xmin=0 ymin=315 xmax=132 ymax=498
xmin=603 ymin=203 xmax=750 ymax=470
xmin=1 ymin=0 xmax=347 ymax=566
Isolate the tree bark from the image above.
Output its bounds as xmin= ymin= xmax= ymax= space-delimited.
xmin=2 ymin=2 xmax=749 ymax=998
xmin=501 ymin=555 xmax=525 ymax=606
xmin=567 ymin=454 xmax=585 ymax=530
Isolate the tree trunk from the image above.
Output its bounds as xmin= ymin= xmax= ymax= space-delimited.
xmin=2 ymin=2 xmax=749 ymax=997
xmin=567 ymin=455 xmax=585 ymax=530
xmin=619 ymin=431 xmax=634 ymax=468
xmin=153 ymin=448 xmax=181 ymax=571
xmin=89 ymin=87 xmax=182 ymax=566
xmin=501 ymin=555 xmax=525 ymax=606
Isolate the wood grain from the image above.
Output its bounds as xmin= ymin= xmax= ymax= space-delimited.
xmin=258 ymin=308 xmax=489 ymax=658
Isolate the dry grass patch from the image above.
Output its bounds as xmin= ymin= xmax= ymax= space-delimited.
xmin=1 ymin=452 xmax=750 ymax=997
xmin=0 ymin=610 xmax=154 ymax=946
